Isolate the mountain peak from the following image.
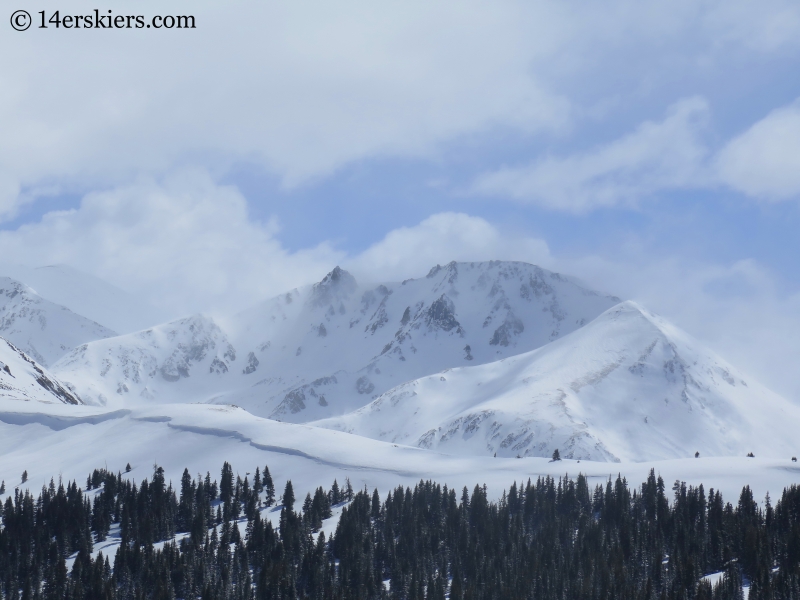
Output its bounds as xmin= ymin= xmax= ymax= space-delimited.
xmin=0 ymin=277 xmax=116 ymax=366
xmin=310 ymin=267 xmax=357 ymax=307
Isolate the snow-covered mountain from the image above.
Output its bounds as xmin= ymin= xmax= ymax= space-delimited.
xmin=52 ymin=314 xmax=236 ymax=408
xmin=0 ymin=277 xmax=116 ymax=367
xmin=42 ymin=260 xmax=800 ymax=464
xmin=223 ymin=261 xmax=620 ymax=420
xmin=52 ymin=261 xmax=620 ymax=416
xmin=0 ymin=264 xmax=164 ymax=334
xmin=0 ymin=337 xmax=82 ymax=407
xmin=313 ymin=301 xmax=800 ymax=462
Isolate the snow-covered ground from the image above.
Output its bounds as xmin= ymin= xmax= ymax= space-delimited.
xmin=1 ymin=402 xmax=797 ymax=511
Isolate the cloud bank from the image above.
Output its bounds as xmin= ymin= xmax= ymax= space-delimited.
xmin=2 ymin=0 xmax=800 ymax=218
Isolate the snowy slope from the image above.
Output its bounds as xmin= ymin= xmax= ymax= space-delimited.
xmin=1 ymin=401 xmax=799 ymax=515
xmin=51 ymin=314 xmax=237 ymax=407
xmin=50 ymin=261 xmax=618 ymax=416
xmin=0 ymin=264 xmax=163 ymax=334
xmin=0 ymin=277 xmax=116 ymax=366
xmin=313 ymin=301 xmax=800 ymax=462
xmin=0 ymin=337 xmax=82 ymax=407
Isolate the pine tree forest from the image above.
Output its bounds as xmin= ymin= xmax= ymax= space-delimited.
xmin=2 ymin=461 xmax=800 ymax=599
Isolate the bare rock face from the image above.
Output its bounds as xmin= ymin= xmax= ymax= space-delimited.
xmin=489 ymin=312 xmax=524 ymax=347
xmin=356 ymin=376 xmax=375 ymax=395
xmin=423 ymin=295 xmax=463 ymax=334
xmin=242 ymin=352 xmax=259 ymax=375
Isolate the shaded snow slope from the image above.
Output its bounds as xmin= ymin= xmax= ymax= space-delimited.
xmin=1 ymin=401 xmax=798 ymax=514
xmin=0 ymin=337 xmax=82 ymax=406
xmin=0 ymin=277 xmax=116 ymax=366
xmin=0 ymin=264 xmax=164 ymax=334
xmin=313 ymin=302 xmax=800 ymax=462
xmin=52 ymin=261 xmax=619 ymax=416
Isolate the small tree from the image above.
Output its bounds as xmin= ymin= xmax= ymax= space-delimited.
xmin=21 ymin=470 xmax=28 ymax=483
xmin=125 ymin=463 xmax=132 ymax=473
xmin=330 ymin=479 xmax=340 ymax=504
xmin=345 ymin=478 xmax=354 ymax=502
xmin=695 ymin=451 xmax=700 ymax=458
xmin=552 ymin=449 xmax=561 ymax=462
xmin=0 ymin=480 xmax=5 ymax=494
xmin=263 ymin=466 xmax=275 ymax=506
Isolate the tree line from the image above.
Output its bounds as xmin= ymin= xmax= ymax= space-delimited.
xmin=2 ymin=462 xmax=800 ymax=599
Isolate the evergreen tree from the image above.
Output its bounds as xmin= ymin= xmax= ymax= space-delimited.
xmin=4 ymin=458 xmax=800 ymax=600
xmin=283 ymin=480 xmax=295 ymax=510
xmin=220 ymin=461 xmax=234 ymax=504
xmin=345 ymin=477 xmax=354 ymax=501
xmin=263 ymin=465 xmax=275 ymax=506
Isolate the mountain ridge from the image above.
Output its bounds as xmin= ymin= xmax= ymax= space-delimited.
xmin=52 ymin=260 xmax=621 ymax=417
xmin=312 ymin=301 xmax=800 ymax=461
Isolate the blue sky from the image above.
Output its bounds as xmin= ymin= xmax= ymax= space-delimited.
xmin=1 ymin=0 xmax=799 ymax=396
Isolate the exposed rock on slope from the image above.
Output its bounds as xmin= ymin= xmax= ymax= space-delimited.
xmin=0 ymin=337 xmax=82 ymax=406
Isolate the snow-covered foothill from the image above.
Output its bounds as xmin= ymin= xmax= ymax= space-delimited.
xmin=314 ymin=301 xmax=800 ymax=462
xmin=1 ymin=401 xmax=798 ymax=515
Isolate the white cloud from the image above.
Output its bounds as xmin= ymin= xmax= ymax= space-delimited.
xmin=716 ymin=100 xmax=800 ymax=201
xmin=0 ymin=171 xmax=21 ymax=220
xmin=471 ymin=97 xmax=710 ymax=212
xmin=704 ymin=0 xmax=800 ymax=53
xmin=0 ymin=170 xmax=342 ymax=315
xmin=1 ymin=0 xmax=799 ymax=219
xmin=347 ymin=212 xmax=551 ymax=283
xmin=0 ymin=196 xmax=549 ymax=315
xmin=0 ymin=0 xmax=572 ymax=210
